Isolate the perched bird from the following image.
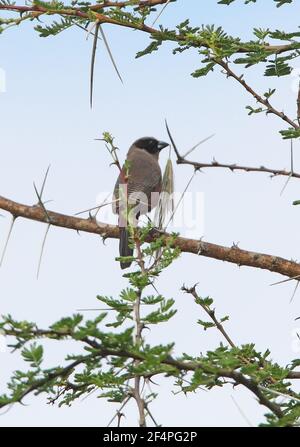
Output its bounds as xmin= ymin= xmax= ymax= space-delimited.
xmin=113 ymin=137 xmax=169 ymax=269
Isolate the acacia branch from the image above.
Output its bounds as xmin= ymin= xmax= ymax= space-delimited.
xmin=4 ymin=325 xmax=300 ymax=384
xmin=0 ymin=354 xmax=95 ymax=409
xmin=1 ymin=194 xmax=300 ymax=279
xmin=176 ymin=157 xmax=300 ymax=179
xmin=182 ymin=285 xmax=300 ymax=397
xmin=166 ymin=121 xmax=300 ymax=189
xmin=182 ymin=285 xmax=236 ymax=348
xmin=0 ymin=0 xmax=172 ymax=13
xmin=0 ymin=3 xmax=162 ymax=33
xmin=0 ymin=327 xmax=288 ymax=419
xmin=90 ymin=0 xmax=173 ymax=8
xmin=216 ymin=58 xmax=298 ymax=130
xmin=0 ymin=3 xmax=298 ymax=56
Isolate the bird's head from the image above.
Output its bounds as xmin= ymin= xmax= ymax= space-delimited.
xmin=134 ymin=137 xmax=169 ymax=154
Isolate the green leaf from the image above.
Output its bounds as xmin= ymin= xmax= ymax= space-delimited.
xmin=136 ymin=40 xmax=162 ymax=59
xmin=220 ymin=316 xmax=229 ymax=323
xmin=265 ymin=57 xmax=293 ymax=77
xmin=246 ymin=105 xmax=264 ymax=115
xmin=195 ymin=296 xmax=214 ymax=307
xmin=50 ymin=314 xmax=83 ymax=333
xmin=279 ymin=128 xmax=300 ymax=139
xmin=120 ymin=288 xmax=137 ymax=302
xmin=34 ymin=18 xmax=73 ymax=38
xmin=21 ymin=343 xmax=43 ymax=368
xmin=264 ymin=88 xmax=276 ymax=99
xmin=197 ymin=320 xmax=215 ymax=330
xmin=191 ymin=62 xmax=215 ymax=78
xmin=142 ymin=295 xmax=164 ymax=305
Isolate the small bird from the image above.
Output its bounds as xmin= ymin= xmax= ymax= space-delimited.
xmin=113 ymin=137 xmax=169 ymax=269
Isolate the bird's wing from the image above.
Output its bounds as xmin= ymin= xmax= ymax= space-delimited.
xmin=113 ymin=151 xmax=162 ymax=215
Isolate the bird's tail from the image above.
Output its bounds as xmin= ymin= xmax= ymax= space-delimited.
xmin=119 ymin=227 xmax=133 ymax=269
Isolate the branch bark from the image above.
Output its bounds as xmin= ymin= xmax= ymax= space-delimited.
xmin=176 ymin=158 xmax=300 ymax=180
xmin=1 ymin=194 xmax=300 ymax=279
xmin=215 ymin=59 xmax=298 ymax=130
xmin=0 ymin=329 xmax=289 ymax=419
xmin=0 ymin=2 xmax=298 ymax=56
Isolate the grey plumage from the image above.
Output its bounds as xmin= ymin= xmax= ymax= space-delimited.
xmin=113 ymin=137 xmax=169 ymax=269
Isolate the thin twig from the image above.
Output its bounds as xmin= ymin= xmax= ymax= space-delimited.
xmin=0 ymin=326 xmax=294 ymax=418
xmin=182 ymin=285 xmax=236 ymax=348
xmin=166 ymin=121 xmax=300 ymax=182
xmin=165 ymin=119 xmax=182 ymax=160
xmin=216 ymin=58 xmax=298 ymax=130
xmin=178 ymin=157 xmax=300 ymax=180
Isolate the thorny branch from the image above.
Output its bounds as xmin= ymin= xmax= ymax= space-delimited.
xmin=164 ymin=121 xmax=300 ymax=190
xmin=1 ymin=0 xmax=300 ymax=425
xmin=215 ymin=58 xmax=298 ymax=130
xmin=0 ymin=2 xmax=298 ymax=56
xmin=1 ymin=2 xmax=300 ymax=139
xmin=181 ymin=285 xmax=299 ymax=419
xmin=1 ymin=194 xmax=300 ymax=279
xmin=182 ymin=285 xmax=236 ymax=349
xmin=182 ymin=285 xmax=300 ymax=385
xmin=1 ymin=326 xmax=296 ymax=420
xmin=176 ymin=157 xmax=300 ymax=180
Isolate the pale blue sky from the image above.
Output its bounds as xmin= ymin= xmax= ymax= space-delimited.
xmin=1 ymin=0 xmax=300 ymax=426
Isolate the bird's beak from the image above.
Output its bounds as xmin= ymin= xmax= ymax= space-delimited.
xmin=157 ymin=141 xmax=169 ymax=151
